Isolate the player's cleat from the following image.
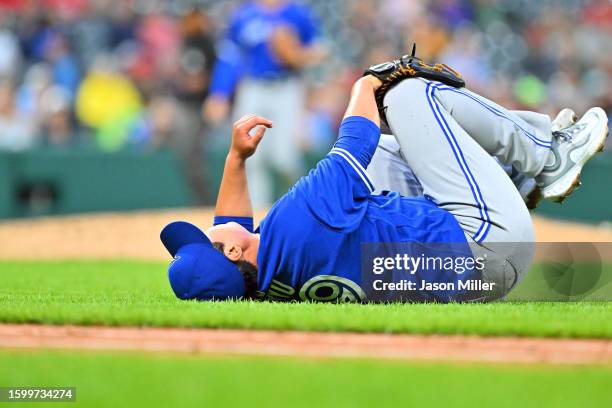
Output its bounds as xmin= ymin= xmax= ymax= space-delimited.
xmin=551 ymin=108 xmax=578 ymax=132
xmin=512 ymin=108 xmax=577 ymax=209
xmin=536 ymin=107 xmax=608 ymax=203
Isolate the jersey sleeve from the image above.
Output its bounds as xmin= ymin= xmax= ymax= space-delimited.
xmin=293 ymin=116 xmax=380 ymax=229
xmin=332 ymin=116 xmax=380 ymax=171
xmin=213 ymin=216 xmax=254 ymax=233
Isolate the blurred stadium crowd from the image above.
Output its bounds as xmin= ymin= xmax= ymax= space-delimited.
xmin=0 ymin=0 xmax=609 ymax=181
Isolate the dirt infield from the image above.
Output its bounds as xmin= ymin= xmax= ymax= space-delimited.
xmin=0 ymin=208 xmax=259 ymax=260
xmin=0 ymin=209 xmax=610 ymax=260
xmin=1 ymin=324 xmax=611 ymax=365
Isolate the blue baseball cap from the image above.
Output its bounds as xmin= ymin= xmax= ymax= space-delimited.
xmin=160 ymin=221 xmax=246 ymax=300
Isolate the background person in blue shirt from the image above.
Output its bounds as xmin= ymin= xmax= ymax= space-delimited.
xmin=203 ymin=0 xmax=326 ymax=209
xmin=162 ymin=67 xmax=607 ymax=303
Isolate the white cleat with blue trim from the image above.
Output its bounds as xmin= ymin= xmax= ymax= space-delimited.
xmin=536 ymin=107 xmax=608 ymax=203
xmin=551 ymin=108 xmax=578 ymax=132
xmin=510 ymin=108 xmax=577 ymax=209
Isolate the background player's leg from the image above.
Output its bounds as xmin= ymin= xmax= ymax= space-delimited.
xmin=245 ymin=145 xmax=274 ymax=210
xmin=234 ymin=80 xmax=274 ymax=210
xmin=432 ymin=84 xmax=552 ymax=177
xmin=384 ymin=78 xmax=535 ymax=298
xmin=238 ymin=79 xmax=305 ymax=210
xmin=265 ymin=79 xmax=305 ymax=200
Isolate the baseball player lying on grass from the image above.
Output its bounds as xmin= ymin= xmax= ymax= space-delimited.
xmin=161 ymin=53 xmax=608 ymax=303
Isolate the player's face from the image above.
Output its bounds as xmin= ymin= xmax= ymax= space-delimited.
xmin=205 ymin=222 xmax=251 ymax=247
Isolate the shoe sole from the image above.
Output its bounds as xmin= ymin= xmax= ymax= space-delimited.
xmin=525 ymin=185 xmax=543 ymax=210
xmin=541 ymin=109 xmax=609 ymax=203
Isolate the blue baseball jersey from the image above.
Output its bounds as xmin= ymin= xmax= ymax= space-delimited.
xmin=209 ymin=1 xmax=319 ymax=98
xmin=215 ymin=116 xmax=477 ymax=303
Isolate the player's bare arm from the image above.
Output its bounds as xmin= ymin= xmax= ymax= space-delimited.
xmin=215 ymin=115 xmax=273 ymax=218
xmin=344 ymin=75 xmax=382 ymax=125
xmin=270 ymin=25 xmax=327 ymax=68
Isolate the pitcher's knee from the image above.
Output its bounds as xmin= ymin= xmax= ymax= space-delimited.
xmin=384 ymin=78 xmax=427 ymax=107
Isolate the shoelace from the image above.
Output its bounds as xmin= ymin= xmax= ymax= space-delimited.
xmin=553 ymin=123 xmax=586 ymax=143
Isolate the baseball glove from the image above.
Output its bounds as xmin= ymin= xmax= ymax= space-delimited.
xmin=364 ymin=44 xmax=465 ymax=124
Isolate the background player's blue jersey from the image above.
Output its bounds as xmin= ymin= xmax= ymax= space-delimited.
xmin=209 ymin=1 xmax=319 ymax=98
xmin=215 ymin=116 xmax=478 ymax=303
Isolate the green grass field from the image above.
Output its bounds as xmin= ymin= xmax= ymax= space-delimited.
xmin=0 ymin=349 xmax=610 ymax=408
xmin=0 ymin=260 xmax=611 ymax=338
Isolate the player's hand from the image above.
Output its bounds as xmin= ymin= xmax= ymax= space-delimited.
xmin=230 ymin=114 xmax=273 ymax=160
xmin=306 ymin=44 xmax=329 ymax=65
xmin=362 ymin=75 xmax=383 ymax=92
xmin=203 ymin=95 xmax=230 ymax=125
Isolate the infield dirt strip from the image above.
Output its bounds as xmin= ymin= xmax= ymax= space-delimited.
xmin=0 ymin=324 xmax=611 ymax=365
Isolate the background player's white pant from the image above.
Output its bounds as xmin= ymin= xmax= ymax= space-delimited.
xmin=382 ymin=78 xmax=553 ymax=299
xmin=233 ymin=78 xmax=305 ymax=209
